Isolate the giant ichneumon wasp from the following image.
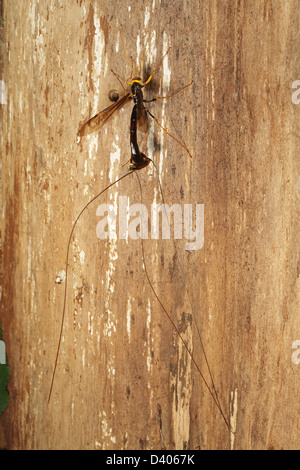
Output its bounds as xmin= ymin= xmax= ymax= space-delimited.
xmin=48 ymin=24 xmax=232 ymax=435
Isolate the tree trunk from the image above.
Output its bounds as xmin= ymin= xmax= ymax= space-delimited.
xmin=0 ymin=0 xmax=300 ymax=450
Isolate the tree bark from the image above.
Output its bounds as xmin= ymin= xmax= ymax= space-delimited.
xmin=0 ymin=0 xmax=300 ymax=450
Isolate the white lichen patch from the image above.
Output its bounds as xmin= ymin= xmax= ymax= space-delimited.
xmin=55 ymin=269 xmax=66 ymax=284
xmin=79 ymin=250 xmax=85 ymax=265
xmin=146 ymin=299 xmax=152 ymax=372
xmin=171 ymin=317 xmax=193 ymax=449
xmin=126 ymin=295 xmax=132 ymax=342
xmin=230 ymin=386 xmax=238 ymax=449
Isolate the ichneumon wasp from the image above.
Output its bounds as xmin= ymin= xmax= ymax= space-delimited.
xmin=48 ymin=24 xmax=233 ymax=437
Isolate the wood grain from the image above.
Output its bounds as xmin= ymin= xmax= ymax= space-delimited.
xmin=0 ymin=0 xmax=300 ymax=450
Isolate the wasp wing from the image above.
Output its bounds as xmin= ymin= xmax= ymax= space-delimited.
xmin=77 ymin=93 xmax=132 ymax=137
xmin=136 ymin=106 xmax=149 ymax=133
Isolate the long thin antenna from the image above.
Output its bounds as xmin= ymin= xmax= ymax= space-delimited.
xmin=143 ymin=47 xmax=171 ymax=85
xmin=120 ymin=30 xmax=135 ymax=77
xmin=137 ymin=23 xmax=169 ymax=77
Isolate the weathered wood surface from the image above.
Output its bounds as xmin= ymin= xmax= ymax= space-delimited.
xmin=0 ymin=0 xmax=300 ymax=450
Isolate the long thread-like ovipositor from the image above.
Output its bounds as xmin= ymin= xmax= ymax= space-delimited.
xmin=48 ymin=171 xmax=133 ymax=404
xmin=135 ymin=167 xmax=232 ymax=433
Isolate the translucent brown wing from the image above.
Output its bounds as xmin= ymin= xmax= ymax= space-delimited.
xmin=136 ymin=106 xmax=149 ymax=133
xmin=77 ymin=93 xmax=132 ymax=137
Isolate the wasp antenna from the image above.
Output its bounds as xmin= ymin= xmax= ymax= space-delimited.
xmin=120 ymin=29 xmax=135 ymax=76
xmin=137 ymin=22 xmax=169 ymax=77
xmin=143 ymin=46 xmax=171 ymax=86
